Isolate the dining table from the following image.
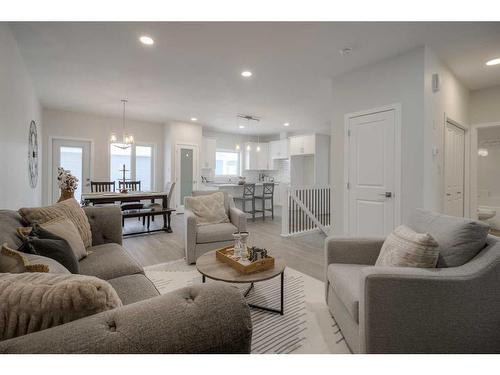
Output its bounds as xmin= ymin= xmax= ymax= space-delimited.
xmin=81 ymin=191 xmax=174 ymax=235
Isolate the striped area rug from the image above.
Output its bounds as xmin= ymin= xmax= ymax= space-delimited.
xmin=145 ymin=260 xmax=350 ymax=354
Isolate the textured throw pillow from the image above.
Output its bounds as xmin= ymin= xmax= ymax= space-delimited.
xmin=375 ymin=225 xmax=440 ymax=268
xmin=0 ymin=272 xmax=122 ymax=341
xmin=407 ymin=209 xmax=490 ymax=267
xmin=40 ymin=218 xmax=87 ymax=260
xmin=19 ymin=198 xmax=92 ymax=248
xmin=19 ymin=224 xmax=80 ymax=274
xmin=0 ymin=244 xmax=69 ymax=274
xmin=185 ymin=192 xmax=229 ymax=225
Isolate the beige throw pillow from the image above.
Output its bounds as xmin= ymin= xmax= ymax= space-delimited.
xmin=0 ymin=272 xmax=122 ymax=341
xmin=40 ymin=218 xmax=87 ymax=260
xmin=19 ymin=198 xmax=92 ymax=248
xmin=375 ymin=225 xmax=439 ymax=268
xmin=186 ymin=192 xmax=229 ymax=226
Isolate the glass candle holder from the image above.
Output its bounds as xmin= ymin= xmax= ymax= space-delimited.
xmin=232 ymin=232 xmax=242 ymax=258
xmin=239 ymin=231 xmax=249 ymax=259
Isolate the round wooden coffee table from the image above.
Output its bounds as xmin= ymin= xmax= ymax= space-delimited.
xmin=196 ymin=250 xmax=286 ymax=315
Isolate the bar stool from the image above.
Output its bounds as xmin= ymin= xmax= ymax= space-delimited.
xmin=255 ymin=182 xmax=274 ymax=220
xmin=233 ymin=183 xmax=256 ymax=221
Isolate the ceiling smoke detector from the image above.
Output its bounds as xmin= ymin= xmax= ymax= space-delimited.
xmin=339 ymin=47 xmax=353 ymax=56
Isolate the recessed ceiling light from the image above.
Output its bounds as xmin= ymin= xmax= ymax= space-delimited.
xmin=190 ymin=117 xmax=198 ymax=122
xmin=139 ymin=36 xmax=154 ymax=45
xmin=486 ymin=58 xmax=500 ymax=66
xmin=241 ymin=71 xmax=253 ymax=78
xmin=283 ymin=122 xmax=290 ymax=127
xmin=239 ymin=125 xmax=245 ymax=129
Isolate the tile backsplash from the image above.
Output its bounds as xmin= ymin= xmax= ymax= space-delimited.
xmin=208 ymin=159 xmax=290 ymax=184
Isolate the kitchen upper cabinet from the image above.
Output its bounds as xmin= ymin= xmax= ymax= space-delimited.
xmin=269 ymin=139 xmax=289 ymax=159
xmin=244 ymin=142 xmax=271 ymax=170
xmin=201 ymin=137 xmax=216 ymax=169
xmin=289 ymin=135 xmax=315 ymax=156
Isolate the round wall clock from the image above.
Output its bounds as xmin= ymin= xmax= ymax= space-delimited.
xmin=28 ymin=120 xmax=38 ymax=189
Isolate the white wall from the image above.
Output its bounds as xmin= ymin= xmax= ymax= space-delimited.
xmin=0 ymin=24 xmax=42 ymax=209
xmin=470 ymin=86 xmax=500 ymax=124
xmin=330 ymin=47 xmax=425 ymax=234
xmin=42 ymin=109 xmax=164 ymax=204
xmin=423 ymin=47 xmax=470 ymax=213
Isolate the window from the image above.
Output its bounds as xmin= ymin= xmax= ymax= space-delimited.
xmin=135 ymin=145 xmax=153 ymax=191
xmin=110 ymin=143 xmax=154 ymax=190
xmin=215 ymin=150 xmax=240 ymax=176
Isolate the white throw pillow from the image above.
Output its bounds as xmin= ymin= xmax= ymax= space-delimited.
xmin=0 ymin=272 xmax=122 ymax=341
xmin=185 ymin=192 xmax=229 ymax=226
xmin=375 ymin=225 xmax=439 ymax=268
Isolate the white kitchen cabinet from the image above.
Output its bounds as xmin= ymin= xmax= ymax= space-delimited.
xmin=244 ymin=142 xmax=271 ymax=170
xmin=289 ymin=134 xmax=330 ymax=186
xmin=258 ymin=143 xmax=270 ymax=170
xmin=289 ymin=134 xmax=315 ymax=156
xmin=269 ymin=139 xmax=289 ymax=159
xmin=201 ymin=137 xmax=216 ymax=170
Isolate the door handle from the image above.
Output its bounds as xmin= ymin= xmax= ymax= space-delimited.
xmin=379 ymin=192 xmax=392 ymax=198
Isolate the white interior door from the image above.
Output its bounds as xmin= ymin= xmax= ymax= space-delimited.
xmin=444 ymin=122 xmax=465 ymax=217
xmin=175 ymin=144 xmax=198 ymax=212
xmin=347 ymin=110 xmax=396 ymax=236
xmin=52 ymin=139 xmax=91 ymax=203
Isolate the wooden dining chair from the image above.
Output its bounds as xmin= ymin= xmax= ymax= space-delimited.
xmin=118 ymin=181 xmax=144 ymax=227
xmin=90 ymin=181 xmax=115 ymax=192
xmin=119 ymin=181 xmax=141 ymax=192
xmin=89 ymin=181 xmax=116 ymax=205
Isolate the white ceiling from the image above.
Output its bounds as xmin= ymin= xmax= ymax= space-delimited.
xmin=9 ymin=22 xmax=500 ymax=134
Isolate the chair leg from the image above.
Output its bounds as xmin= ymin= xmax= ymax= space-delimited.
xmin=147 ymin=216 xmax=151 ymax=230
xmin=122 ymin=216 xmax=125 ymax=227
xmin=252 ymin=198 xmax=255 ymax=222
xmin=271 ymin=197 xmax=274 ymax=219
xmin=143 ymin=216 xmax=146 ymax=226
xmin=262 ymin=197 xmax=265 ymax=220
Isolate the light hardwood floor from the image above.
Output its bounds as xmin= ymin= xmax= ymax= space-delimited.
xmin=123 ymin=211 xmax=327 ymax=281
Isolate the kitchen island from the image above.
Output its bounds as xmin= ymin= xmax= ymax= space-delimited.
xmin=199 ymin=182 xmax=285 ymax=213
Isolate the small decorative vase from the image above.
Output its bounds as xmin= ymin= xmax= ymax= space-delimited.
xmin=57 ymin=189 xmax=74 ymax=202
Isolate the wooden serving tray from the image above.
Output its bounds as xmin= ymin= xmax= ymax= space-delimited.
xmin=216 ymin=246 xmax=275 ymax=274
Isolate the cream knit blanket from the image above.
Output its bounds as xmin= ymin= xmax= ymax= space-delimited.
xmin=0 ymin=273 xmax=122 ymax=341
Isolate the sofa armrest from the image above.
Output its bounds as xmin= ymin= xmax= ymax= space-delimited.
xmin=229 ymin=207 xmax=247 ymax=232
xmin=0 ymin=283 xmax=252 ymax=354
xmin=325 ymin=236 xmax=384 ymax=266
xmin=84 ymin=206 xmax=122 ymax=246
xmin=359 ymin=265 xmax=500 ymax=353
xmin=184 ymin=209 xmax=198 ymax=264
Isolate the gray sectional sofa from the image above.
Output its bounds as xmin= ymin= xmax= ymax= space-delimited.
xmin=0 ymin=206 xmax=252 ymax=353
xmin=325 ymin=209 xmax=500 ymax=353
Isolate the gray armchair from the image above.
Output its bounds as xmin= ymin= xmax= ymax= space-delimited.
xmin=184 ymin=191 xmax=247 ymax=264
xmin=325 ymin=210 xmax=500 ymax=353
